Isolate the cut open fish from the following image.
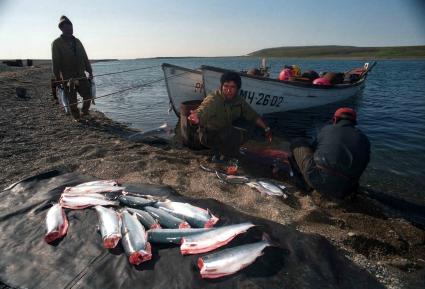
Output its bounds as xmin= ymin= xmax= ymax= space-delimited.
xmin=45 ymin=203 xmax=68 ymax=243
xmin=198 ymin=239 xmax=271 ymax=278
xmin=180 ymin=223 xmax=255 ymax=255
xmin=121 ymin=210 xmax=152 ymax=265
xmin=154 ymin=201 xmax=218 ymax=228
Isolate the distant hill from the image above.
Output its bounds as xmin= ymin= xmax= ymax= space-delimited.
xmin=247 ymin=45 xmax=425 ymax=58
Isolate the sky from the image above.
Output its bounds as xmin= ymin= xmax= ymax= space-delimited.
xmin=0 ymin=0 xmax=424 ymax=59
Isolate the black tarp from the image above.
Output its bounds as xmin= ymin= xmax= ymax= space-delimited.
xmin=0 ymin=170 xmax=384 ymax=289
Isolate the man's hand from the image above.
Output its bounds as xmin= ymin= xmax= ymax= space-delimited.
xmin=188 ymin=110 xmax=199 ymax=125
xmin=264 ymin=126 xmax=272 ymax=143
xmin=88 ymin=73 xmax=94 ymax=80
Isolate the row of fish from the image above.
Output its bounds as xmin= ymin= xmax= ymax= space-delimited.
xmin=44 ymin=179 xmax=273 ymax=278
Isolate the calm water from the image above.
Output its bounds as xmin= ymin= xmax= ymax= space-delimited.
xmin=92 ymin=58 xmax=425 ymax=205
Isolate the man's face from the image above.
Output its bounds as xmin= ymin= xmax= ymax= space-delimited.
xmin=221 ymin=81 xmax=238 ymax=100
xmin=60 ymin=23 xmax=73 ymax=36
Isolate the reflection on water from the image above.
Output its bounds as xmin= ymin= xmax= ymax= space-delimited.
xmin=92 ymin=58 xmax=425 ymax=205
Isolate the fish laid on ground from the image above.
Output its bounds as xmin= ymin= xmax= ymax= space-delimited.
xmin=144 ymin=206 xmax=190 ymax=229
xmin=180 ymin=223 xmax=255 ymax=255
xmin=74 ymin=180 xmax=119 ymax=187
xmin=126 ymin=207 xmax=161 ymax=229
xmin=147 ymin=228 xmax=212 ymax=244
xmin=154 ymin=201 xmax=219 ymax=228
xmin=45 ymin=203 xmax=69 ymax=243
xmin=128 ymin=123 xmax=173 ymax=141
xmin=118 ymin=195 xmax=158 ymax=208
xmin=246 ymin=181 xmax=287 ymax=198
xmin=94 ymin=206 xmax=122 ymax=249
xmin=121 ymin=210 xmax=152 ymax=265
xmin=63 ymin=184 xmax=125 ymax=195
xmin=59 ymin=193 xmax=119 ymax=209
xmin=215 ymin=172 xmax=250 ymax=184
xmin=198 ymin=239 xmax=271 ymax=278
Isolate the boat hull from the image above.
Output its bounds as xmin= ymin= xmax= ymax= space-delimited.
xmin=162 ymin=62 xmax=373 ymax=117
xmin=201 ymin=66 xmax=365 ymax=115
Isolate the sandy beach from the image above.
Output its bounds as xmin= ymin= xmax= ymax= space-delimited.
xmin=0 ymin=62 xmax=424 ymax=289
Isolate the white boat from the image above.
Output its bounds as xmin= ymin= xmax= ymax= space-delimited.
xmin=162 ymin=63 xmax=204 ymax=116
xmin=162 ymin=62 xmax=376 ymax=117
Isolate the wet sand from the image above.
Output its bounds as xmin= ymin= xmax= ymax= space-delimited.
xmin=0 ymin=62 xmax=424 ymax=289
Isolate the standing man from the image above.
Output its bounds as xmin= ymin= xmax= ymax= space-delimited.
xmin=52 ymin=15 xmax=93 ymax=121
xmin=188 ymin=71 xmax=272 ymax=161
xmin=290 ymin=108 xmax=371 ymax=199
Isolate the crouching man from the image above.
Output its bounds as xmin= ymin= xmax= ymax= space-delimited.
xmin=188 ymin=71 xmax=272 ymax=161
xmin=291 ymin=108 xmax=371 ymax=199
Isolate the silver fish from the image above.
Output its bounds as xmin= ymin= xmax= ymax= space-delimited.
xmin=246 ymin=181 xmax=287 ymax=198
xmin=63 ymin=184 xmax=125 ymax=195
xmin=74 ymin=180 xmax=119 ymax=187
xmin=57 ymin=86 xmax=69 ymax=114
xmin=154 ymin=201 xmax=218 ymax=228
xmin=94 ymin=206 xmax=122 ymax=249
xmin=59 ymin=193 xmax=119 ymax=209
xmin=118 ymin=195 xmax=157 ymax=208
xmin=144 ymin=206 xmax=190 ymax=229
xmin=128 ymin=123 xmax=173 ymax=141
xmin=45 ymin=203 xmax=68 ymax=243
xmin=180 ymin=223 xmax=255 ymax=255
xmin=126 ymin=207 xmax=161 ymax=229
xmin=121 ymin=210 xmax=152 ymax=265
xmin=216 ymin=171 xmax=250 ymax=184
xmin=198 ymin=239 xmax=271 ymax=278
xmin=147 ymin=228 xmax=212 ymax=244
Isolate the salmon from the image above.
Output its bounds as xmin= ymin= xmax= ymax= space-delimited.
xmin=180 ymin=223 xmax=255 ymax=255
xmin=44 ymin=203 xmax=68 ymax=243
xmin=154 ymin=201 xmax=218 ymax=228
xmin=121 ymin=211 xmax=152 ymax=265
xmin=94 ymin=206 xmax=121 ymax=249
xmin=198 ymin=239 xmax=271 ymax=278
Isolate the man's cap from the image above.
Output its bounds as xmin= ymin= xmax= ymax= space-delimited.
xmin=333 ymin=107 xmax=357 ymax=124
xmin=58 ymin=15 xmax=72 ymax=28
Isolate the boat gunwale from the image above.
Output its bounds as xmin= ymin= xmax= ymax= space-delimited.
xmin=162 ymin=63 xmax=201 ymax=75
xmin=201 ymin=65 xmax=366 ymax=90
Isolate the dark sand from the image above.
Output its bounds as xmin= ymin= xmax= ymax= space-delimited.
xmin=0 ymin=62 xmax=424 ymax=289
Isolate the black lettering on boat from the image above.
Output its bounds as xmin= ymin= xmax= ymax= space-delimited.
xmin=256 ymin=93 xmax=264 ymax=105
xmin=194 ymin=82 xmax=204 ymax=92
xmin=271 ymin=96 xmax=277 ymax=106
xmin=239 ymin=89 xmax=248 ymax=99
xmin=276 ymin=96 xmax=284 ymax=107
xmin=240 ymin=90 xmax=255 ymax=104
xmin=263 ymin=94 xmax=270 ymax=106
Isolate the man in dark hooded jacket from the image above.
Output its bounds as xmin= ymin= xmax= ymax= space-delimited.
xmin=52 ymin=15 xmax=93 ymax=121
xmin=291 ymin=107 xmax=370 ymax=198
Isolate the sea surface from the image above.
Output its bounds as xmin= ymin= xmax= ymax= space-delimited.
xmin=92 ymin=57 xmax=425 ymax=205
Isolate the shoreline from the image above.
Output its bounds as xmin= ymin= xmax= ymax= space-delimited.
xmin=0 ymin=64 xmax=424 ymax=289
